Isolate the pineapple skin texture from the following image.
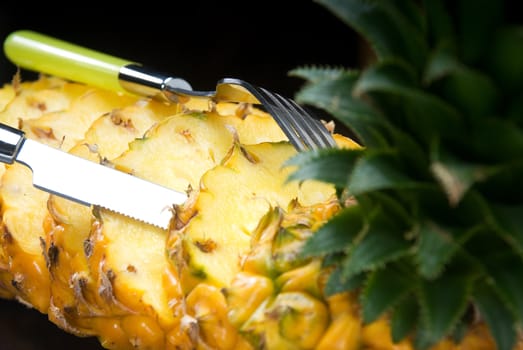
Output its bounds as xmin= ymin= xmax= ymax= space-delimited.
xmin=0 ymin=77 xmax=500 ymax=350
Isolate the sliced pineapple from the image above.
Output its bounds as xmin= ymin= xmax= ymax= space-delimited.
xmin=37 ymin=93 xmax=301 ymax=347
xmin=0 ymin=78 xmax=141 ymax=312
xmin=167 ymin=141 xmax=336 ymax=293
xmin=0 ymin=77 xmax=370 ymax=350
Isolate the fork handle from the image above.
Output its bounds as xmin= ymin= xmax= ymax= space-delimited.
xmin=3 ymin=30 xmax=192 ymax=98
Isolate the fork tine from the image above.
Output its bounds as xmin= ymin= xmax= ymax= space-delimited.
xmin=285 ymin=98 xmax=338 ymax=149
xmin=257 ymin=87 xmax=316 ymax=150
xmin=255 ymin=87 xmax=336 ymax=151
xmin=215 ymin=78 xmax=337 ymax=151
xmin=253 ymin=87 xmax=306 ymax=150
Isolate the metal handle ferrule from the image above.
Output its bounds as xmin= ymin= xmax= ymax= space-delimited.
xmin=118 ymin=64 xmax=193 ymax=100
xmin=0 ymin=124 xmax=25 ymax=164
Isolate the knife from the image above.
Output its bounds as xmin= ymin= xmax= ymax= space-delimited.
xmin=0 ymin=123 xmax=187 ymax=230
xmin=3 ymin=30 xmax=258 ymax=105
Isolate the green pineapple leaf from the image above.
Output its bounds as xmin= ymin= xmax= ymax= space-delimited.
xmin=473 ymin=280 xmax=517 ymax=350
xmin=388 ymin=125 xmax=429 ymax=178
xmin=300 ymin=204 xmax=364 ymax=258
xmin=341 ymin=208 xmax=410 ymax=278
xmin=415 ymin=221 xmax=475 ymax=279
xmin=430 ymin=62 xmax=498 ymax=120
xmin=324 ymin=266 xmax=366 ymax=295
xmin=491 ymin=203 xmax=523 ymax=258
xmin=464 ymin=118 xmax=523 ymax=163
xmin=391 ymin=294 xmax=419 ymax=342
xmin=293 ymin=70 xmax=389 ymax=147
xmin=423 ymin=48 xmax=461 ymax=85
xmin=353 ymin=59 xmax=463 ymax=143
xmin=360 ymin=262 xmax=414 ymax=323
xmin=347 ymin=151 xmax=423 ymax=196
xmin=417 ymin=272 xmax=473 ymax=349
xmin=288 ymin=65 xmax=348 ymax=84
xmin=284 ymin=147 xmax=362 ymax=188
xmin=481 ymin=254 xmax=523 ymax=322
xmin=429 ymin=144 xmax=500 ymax=206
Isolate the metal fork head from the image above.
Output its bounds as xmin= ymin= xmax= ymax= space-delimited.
xmin=215 ymin=78 xmax=337 ymax=152
xmin=119 ymin=66 xmax=337 ymax=151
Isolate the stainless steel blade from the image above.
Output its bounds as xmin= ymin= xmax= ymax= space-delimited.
xmin=15 ymin=139 xmax=187 ymax=230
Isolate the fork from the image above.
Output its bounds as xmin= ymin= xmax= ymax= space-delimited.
xmin=4 ymin=30 xmax=337 ymax=152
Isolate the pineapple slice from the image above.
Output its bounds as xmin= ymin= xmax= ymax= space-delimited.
xmin=214 ymin=102 xmax=287 ymax=144
xmin=0 ymin=82 xmax=16 ymax=112
xmin=0 ymin=79 xmax=142 ymax=312
xmin=0 ymin=76 xmax=78 ymax=127
xmin=112 ymin=110 xmax=236 ymax=190
xmin=42 ymin=100 xmax=182 ymax=339
xmin=0 ymin=163 xmax=51 ymax=310
xmin=167 ymin=141 xmax=336 ymax=292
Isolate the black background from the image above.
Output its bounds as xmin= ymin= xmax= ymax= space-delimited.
xmin=0 ymin=2 xmax=359 ymax=349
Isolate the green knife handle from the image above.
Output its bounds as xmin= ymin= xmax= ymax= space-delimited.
xmin=4 ymin=30 xmax=193 ymax=100
xmin=4 ymin=30 xmax=134 ymax=93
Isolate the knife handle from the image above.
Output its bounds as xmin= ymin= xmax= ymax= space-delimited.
xmin=0 ymin=123 xmax=25 ymax=164
xmin=4 ymin=30 xmax=133 ymax=93
xmin=3 ymin=30 xmax=192 ymax=98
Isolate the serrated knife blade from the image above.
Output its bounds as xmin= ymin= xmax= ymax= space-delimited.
xmin=0 ymin=123 xmax=187 ymax=230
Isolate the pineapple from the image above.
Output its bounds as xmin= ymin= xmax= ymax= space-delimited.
xmin=0 ymin=73 xmax=355 ymax=348
xmin=0 ymin=0 xmax=521 ymax=349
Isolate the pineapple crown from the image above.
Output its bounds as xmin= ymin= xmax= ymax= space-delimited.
xmin=288 ymin=1 xmax=523 ymax=349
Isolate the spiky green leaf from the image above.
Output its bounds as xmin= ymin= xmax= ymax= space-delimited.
xmin=415 ymin=221 xmax=475 ymax=279
xmin=430 ymin=145 xmax=499 ymax=206
xmin=388 ymin=125 xmax=429 ymax=177
xmin=341 ymin=210 xmax=410 ymax=278
xmin=364 ymin=191 xmax=413 ymax=230
xmin=464 ymin=118 xmax=523 ymax=163
xmin=424 ymin=46 xmax=499 ymax=119
xmin=324 ymin=266 xmax=366 ymax=295
xmin=417 ymin=273 xmax=473 ymax=349
xmin=294 ymin=71 xmax=388 ymax=147
xmin=361 ymin=263 xmax=413 ymax=323
xmin=285 ymin=148 xmax=362 ymax=188
xmin=348 ymin=151 xmax=422 ymax=196
xmin=482 ymin=254 xmax=523 ymax=322
xmin=301 ymin=205 xmax=364 ymax=258
xmin=288 ymin=65 xmax=349 ymax=84
xmin=436 ymin=66 xmax=498 ymax=120
xmin=391 ymin=295 xmax=419 ymax=342
xmin=423 ymin=48 xmax=461 ymax=85
xmin=474 ymin=280 xmax=517 ymax=350
xmin=354 ymin=60 xmax=463 ymax=142
xmin=491 ymin=203 xmax=523 ymax=258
